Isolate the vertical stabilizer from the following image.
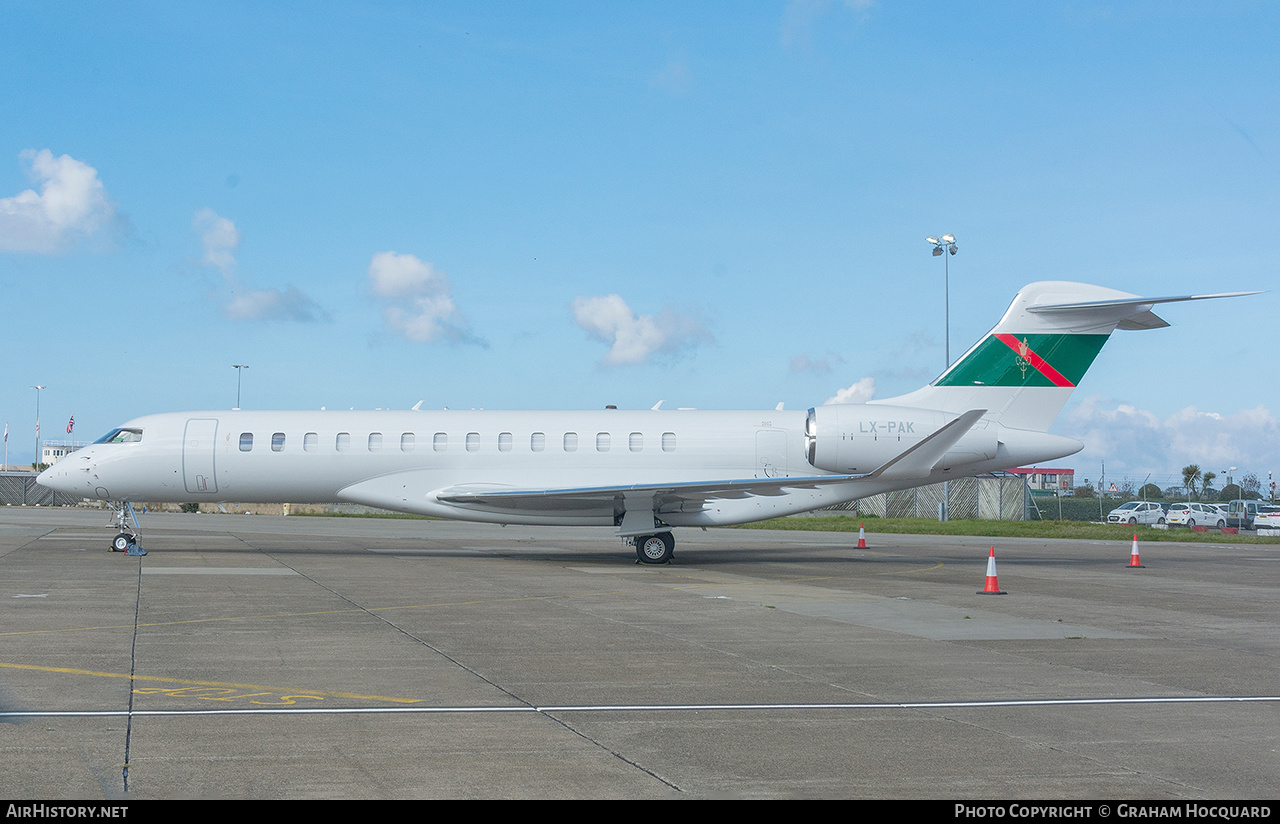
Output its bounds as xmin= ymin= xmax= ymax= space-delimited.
xmin=873 ymin=281 xmax=1256 ymax=432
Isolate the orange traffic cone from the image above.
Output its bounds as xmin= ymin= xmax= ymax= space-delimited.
xmin=857 ymin=523 xmax=868 ymax=549
xmin=1127 ymin=533 xmax=1145 ymax=568
xmin=978 ymin=547 xmax=1006 ymax=594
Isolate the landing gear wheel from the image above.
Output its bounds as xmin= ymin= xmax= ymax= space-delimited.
xmin=636 ymin=532 xmax=674 ymax=565
xmin=112 ymin=533 xmax=133 ymax=552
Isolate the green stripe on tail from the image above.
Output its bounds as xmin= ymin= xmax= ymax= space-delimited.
xmin=936 ymin=334 xmax=1108 ymax=388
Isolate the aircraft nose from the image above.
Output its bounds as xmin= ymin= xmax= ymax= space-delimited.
xmin=37 ymin=460 xmax=85 ymax=494
xmin=36 ymin=464 xmax=63 ymax=490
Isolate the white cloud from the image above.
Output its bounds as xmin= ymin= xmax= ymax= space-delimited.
xmin=790 ymin=352 xmax=845 ymax=374
xmin=193 ymin=207 xmax=240 ymax=274
xmin=367 ymin=251 xmax=475 ymax=344
xmin=824 ymin=376 xmax=876 ymax=405
xmin=224 ymin=285 xmax=328 ymax=323
xmin=572 ymin=294 xmax=710 ymax=366
xmin=1059 ymin=395 xmax=1280 ymax=478
xmin=192 ymin=209 xmax=327 ymax=322
xmin=0 ymin=149 xmax=115 ymax=253
xmin=651 ymin=55 xmax=692 ymax=95
xmin=781 ymin=0 xmax=876 ymax=51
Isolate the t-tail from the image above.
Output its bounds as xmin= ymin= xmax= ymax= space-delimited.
xmin=874 ymin=281 xmax=1258 ymax=433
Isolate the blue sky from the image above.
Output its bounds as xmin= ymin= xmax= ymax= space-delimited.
xmin=2 ymin=1 xmax=1276 ymax=490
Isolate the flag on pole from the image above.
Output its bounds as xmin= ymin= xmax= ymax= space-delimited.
xmin=66 ymin=415 xmax=74 ymax=434
xmin=3 ymin=423 xmax=7 ymax=442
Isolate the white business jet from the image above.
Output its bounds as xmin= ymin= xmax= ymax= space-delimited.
xmin=38 ymin=281 xmax=1254 ymax=563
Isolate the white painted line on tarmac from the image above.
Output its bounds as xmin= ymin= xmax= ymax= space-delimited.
xmin=6 ymin=694 xmax=1278 ymax=718
xmin=141 ymin=567 xmax=299 ymax=575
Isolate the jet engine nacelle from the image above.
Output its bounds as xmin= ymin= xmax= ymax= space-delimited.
xmin=805 ymin=404 xmax=999 ymax=474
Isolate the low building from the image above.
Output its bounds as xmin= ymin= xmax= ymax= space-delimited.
xmin=1006 ymin=466 xmax=1075 ymax=493
xmin=41 ymin=440 xmax=88 ymax=466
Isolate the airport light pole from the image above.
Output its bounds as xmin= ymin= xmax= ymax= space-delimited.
xmin=30 ymin=385 xmax=45 ymax=469
xmin=927 ymin=235 xmax=958 ymax=521
xmin=926 ymin=235 xmax=958 ymax=521
xmin=927 ymin=234 xmax=958 ymax=368
xmin=232 ymin=365 xmax=249 ymax=409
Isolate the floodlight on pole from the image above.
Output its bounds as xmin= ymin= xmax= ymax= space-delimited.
xmin=232 ymin=365 xmax=249 ymax=410
xmin=925 ymin=235 xmax=958 ymax=522
xmin=927 ymin=234 xmax=958 ymax=367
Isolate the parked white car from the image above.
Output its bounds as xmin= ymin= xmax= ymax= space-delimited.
xmin=1254 ymin=505 xmax=1280 ymax=531
xmin=1107 ymin=501 xmax=1167 ymax=525
xmin=1166 ymin=502 xmax=1227 ymax=528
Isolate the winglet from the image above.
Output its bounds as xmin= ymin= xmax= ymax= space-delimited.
xmin=867 ymin=409 xmax=987 ymax=481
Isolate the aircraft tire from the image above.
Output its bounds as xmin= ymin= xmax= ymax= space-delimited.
xmin=112 ymin=533 xmax=132 ymax=552
xmin=636 ymin=532 xmax=674 ymax=565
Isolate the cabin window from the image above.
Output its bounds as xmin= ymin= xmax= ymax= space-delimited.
xmin=498 ymin=432 xmax=512 ymax=452
xmin=596 ymin=432 xmax=610 ymax=452
xmin=662 ymin=432 xmax=676 ymax=452
xmin=239 ymin=433 xmax=253 ymax=452
xmin=629 ymin=432 xmax=643 ymax=452
xmin=466 ymin=432 xmax=479 ymax=452
xmin=563 ymin=432 xmax=578 ymax=452
xmin=368 ymin=432 xmax=383 ymax=451
xmin=531 ymin=432 xmax=545 ymax=452
xmin=401 ymin=432 xmax=415 ymax=452
xmin=433 ymin=432 xmax=447 ymax=452
xmin=304 ymin=432 xmax=317 ymax=452
xmin=336 ymin=432 xmax=350 ymax=452
xmin=271 ymin=432 xmax=286 ymax=452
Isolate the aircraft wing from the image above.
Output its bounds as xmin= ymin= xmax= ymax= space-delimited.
xmin=435 ymin=473 xmax=862 ymax=513
xmin=434 ymin=408 xmax=988 ymax=514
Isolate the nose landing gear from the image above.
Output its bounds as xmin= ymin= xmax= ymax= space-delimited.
xmin=107 ymin=501 xmax=146 ymax=555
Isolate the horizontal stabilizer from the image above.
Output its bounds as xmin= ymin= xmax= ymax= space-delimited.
xmin=1027 ymin=290 xmax=1261 ymax=331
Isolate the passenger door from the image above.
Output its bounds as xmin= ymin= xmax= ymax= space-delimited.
xmin=183 ymin=418 xmax=219 ymax=493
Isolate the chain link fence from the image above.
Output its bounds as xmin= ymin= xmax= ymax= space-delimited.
xmin=0 ymin=472 xmax=83 ymax=507
xmin=815 ymin=472 xmax=1030 ymax=520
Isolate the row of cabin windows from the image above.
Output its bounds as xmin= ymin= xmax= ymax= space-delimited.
xmin=239 ymin=431 xmax=678 ymax=454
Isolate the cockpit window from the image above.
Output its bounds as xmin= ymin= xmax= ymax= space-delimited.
xmin=93 ymin=428 xmax=143 ymax=444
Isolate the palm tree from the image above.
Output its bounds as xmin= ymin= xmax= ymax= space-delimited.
xmin=1202 ymin=471 xmax=1217 ymax=498
xmin=1182 ymin=464 xmax=1202 ymax=499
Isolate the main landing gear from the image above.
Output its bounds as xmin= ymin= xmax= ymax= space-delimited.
xmin=633 ymin=532 xmax=675 ymax=565
xmin=107 ymin=501 xmax=147 ymax=556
